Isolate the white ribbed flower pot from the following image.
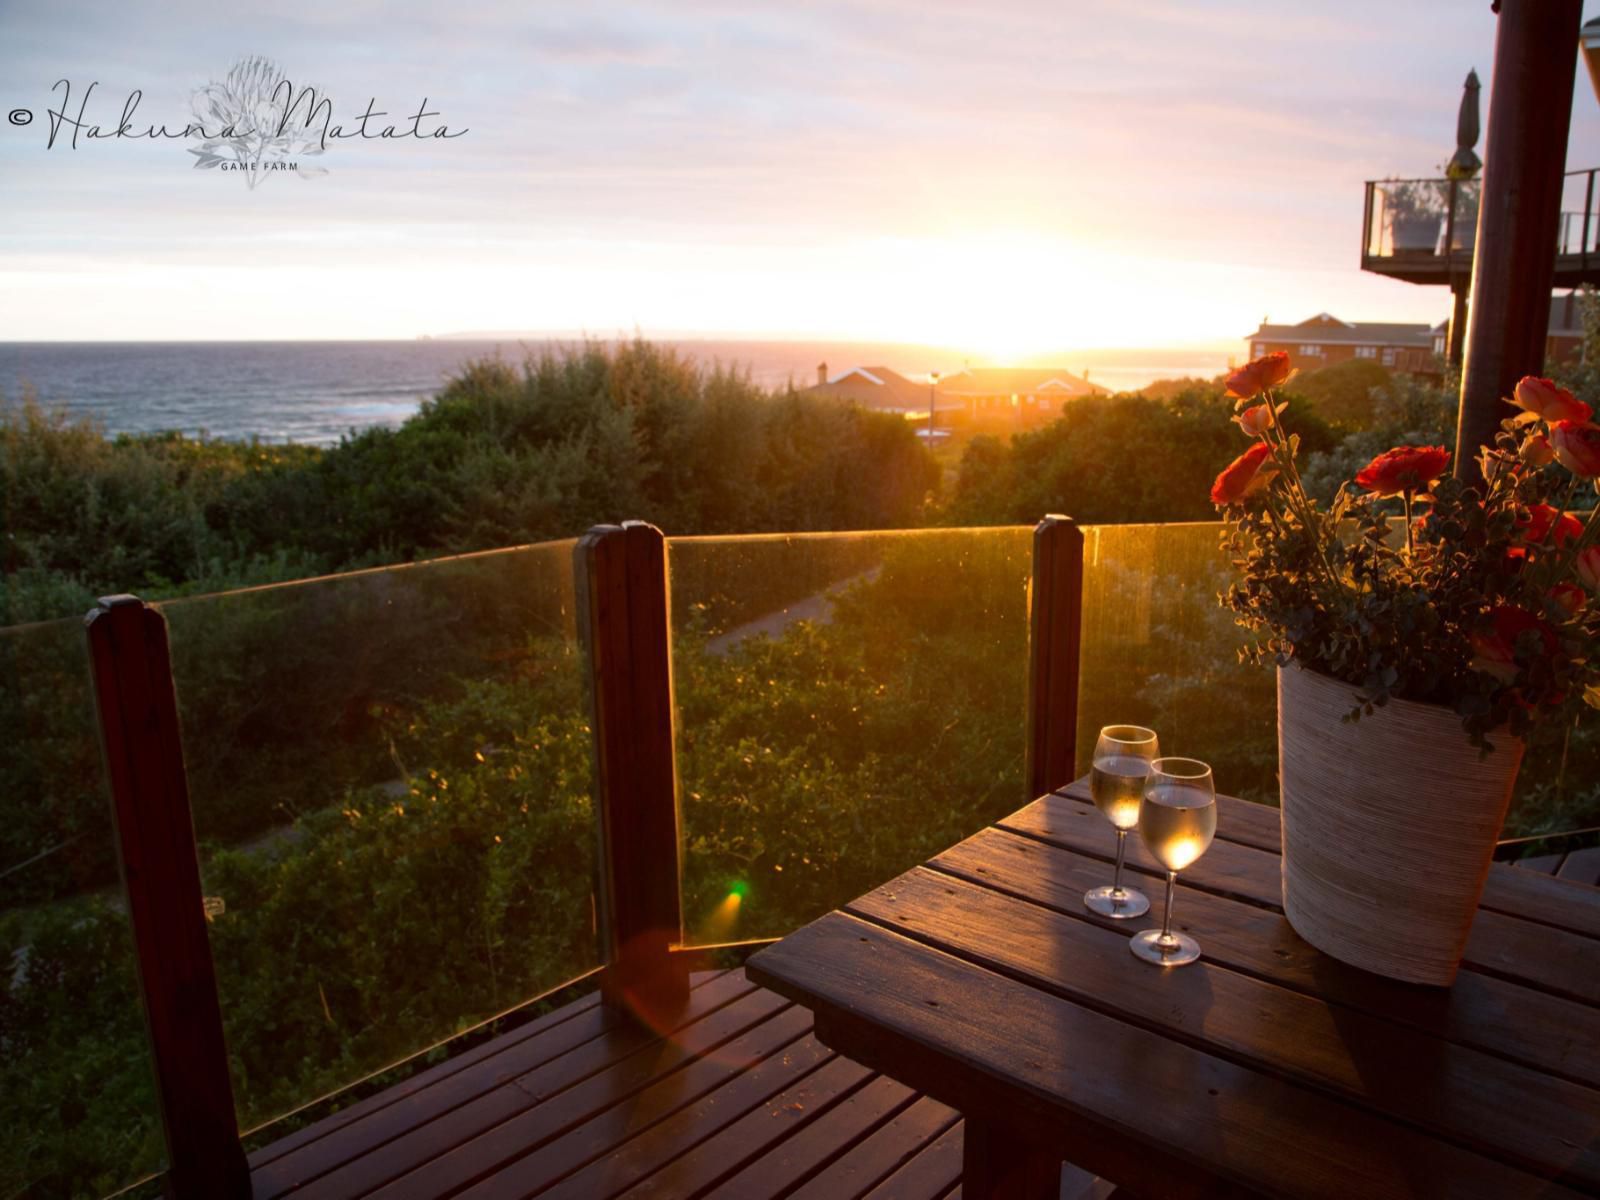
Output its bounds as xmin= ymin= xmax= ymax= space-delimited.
xmin=1276 ymin=664 xmax=1524 ymax=986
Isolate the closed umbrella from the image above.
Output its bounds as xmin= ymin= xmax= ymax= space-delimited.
xmin=1447 ymin=69 xmax=1481 ymax=180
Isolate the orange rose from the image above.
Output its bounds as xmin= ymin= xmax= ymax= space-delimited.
xmin=1518 ymin=504 xmax=1584 ymax=550
xmin=1520 ymin=433 xmax=1556 ymax=467
xmin=1236 ymin=403 xmax=1275 ymax=437
xmin=1210 ymin=443 xmax=1278 ymax=507
xmin=1354 ymin=445 xmax=1450 ymax=496
xmin=1549 ymin=581 xmax=1587 ymax=617
xmin=1551 ymin=420 xmax=1600 ymax=477
xmin=1512 ymin=376 xmax=1592 ymax=423
xmin=1225 ymin=352 xmax=1292 ymax=400
xmin=1469 ymin=606 xmax=1557 ymax=685
xmin=1578 ymin=545 xmax=1600 ymax=592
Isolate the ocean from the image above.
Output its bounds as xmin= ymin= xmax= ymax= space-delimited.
xmin=0 ymin=340 xmax=1232 ymax=446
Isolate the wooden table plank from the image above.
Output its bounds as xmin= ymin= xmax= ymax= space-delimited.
xmin=748 ymin=914 xmax=1585 ymax=1200
xmin=1056 ymin=779 xmax=1600 ymax=940
xmin=1008 ymin=792 xmax=1600 ymax=1006
xmin=1560 ymin=847 xmax=1600 ymax=887
xmin=932 ymin=827 xmax=1600 ymax=1089
xmin=846 ymin=866 xmax=1600 ymax=1190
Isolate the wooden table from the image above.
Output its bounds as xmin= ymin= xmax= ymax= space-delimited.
xmin=746 ymin=778 xmax=1600 ymax=1199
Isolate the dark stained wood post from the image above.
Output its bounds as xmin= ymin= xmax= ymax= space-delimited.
xmin=963 ymin=1122 xmax=1062 ymax=1199
xmin=1455 ymin=0 xmax=1583 ymax=478
xmin=84 ymin=596 xmax=250 ymax=1200
xmin=575 ymin=522 xmax=689 ymax=1021
xmin=1024 ymin=514 xmax=1084 ymax=800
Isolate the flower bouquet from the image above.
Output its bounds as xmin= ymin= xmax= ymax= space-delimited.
xmin=1211 ymin=352 xmax=1599 ymax=983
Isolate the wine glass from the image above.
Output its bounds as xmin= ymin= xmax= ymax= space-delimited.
xmin=1130 ymin=757 xmax=1217 ymax=967
xmin=1083 ymin=725 xmax=1159 ymax=919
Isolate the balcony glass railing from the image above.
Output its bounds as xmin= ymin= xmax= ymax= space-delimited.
xmin=1365 ymin=168 xmax=1600 ymax=267
xmin=1364 ymin=177 xmax=1480 ymax=260
xmin=156 ymin=540 xmax=598 ymax=1137
xmin=3 ymin=520 xmax=1592 ymax=1196
xmin=1 ymin=617 xmax=165 ymax=1199
xmin=1076 ymin=522 xmax=1278 ymax=796
xmin=668 ymin=527 xmax=1035 ymax=945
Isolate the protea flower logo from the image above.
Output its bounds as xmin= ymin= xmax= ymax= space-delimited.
xmin=187 ymin=56 xmax=329 ymax=189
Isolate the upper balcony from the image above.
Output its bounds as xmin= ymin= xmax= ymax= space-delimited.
xmin=1361 ymin=168 xmax=1600 ymax=287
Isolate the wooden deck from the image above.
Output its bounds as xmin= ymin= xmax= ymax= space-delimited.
xmin=1509 ymin=844 xmax=1600 ymax=886
xmin=247 ymin=968 xmax=1113 ymax=1200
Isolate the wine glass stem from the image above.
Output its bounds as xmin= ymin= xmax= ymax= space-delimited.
xmin=1160 ymin=871 xmax=1178 ymax=944
xmin=1111 ymin=829 xmax=1128 ymax=896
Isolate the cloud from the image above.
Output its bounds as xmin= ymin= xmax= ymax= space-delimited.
xmin=0 ymin=0 xmax=1597 ymax=342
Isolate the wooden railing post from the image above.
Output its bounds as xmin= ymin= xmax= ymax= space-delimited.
xmin=575 ymin=522 xmax=689 ymax=1021
xmin=1025 ymin=515 xmax=1085 ymax=799
xmin=84 ymin=596 xmax=249 ymax=1200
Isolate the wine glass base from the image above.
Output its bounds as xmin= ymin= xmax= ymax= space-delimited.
xmin=1130 ymin=929 xmax=1201 ymax=965
xmin=1083 ymin=885 xmax=1150 ymax=919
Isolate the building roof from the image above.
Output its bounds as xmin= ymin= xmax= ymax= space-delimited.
xmin=809 ymin=365 xmax=930 ymax=410
xmin=808 ymin=364 xmax=1106 ymax=411
xmin=935 ymin=367 xmax=1104 ymax=397
xmin=1246 ymin=314 xmax=1434 ymax=347
xmin=1255 ymin=295 xmax=1590 ymax=350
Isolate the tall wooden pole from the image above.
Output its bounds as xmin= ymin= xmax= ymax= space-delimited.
xmin=1455 ymin=0 xmax=1582 ymax=479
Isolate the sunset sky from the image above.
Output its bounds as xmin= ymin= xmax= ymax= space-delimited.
xmin=2 ymin=0 xmax=1599 ymax=358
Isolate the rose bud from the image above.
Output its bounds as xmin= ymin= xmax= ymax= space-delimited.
xmin=1520 ymin=433 xmax=1556 ymax=467
xmin=1236 ymin=403 xmax=1275 ymax=437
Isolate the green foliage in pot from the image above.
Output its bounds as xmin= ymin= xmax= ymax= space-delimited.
xmin=1215 ymin=354 xmax=1600 ymax=747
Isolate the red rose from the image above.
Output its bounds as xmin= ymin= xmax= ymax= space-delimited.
xmin=1469 ymin=606 xmax=1558 ymax=685
xmin=1225 ymin=352 xmax=1292 ymax=400
xmin=1551 ymin=420 xmax=1600 ymax=478
xmin=1549 ymin=581 xmax=1586 ymax=617
xmin=1512 ymin=376 xmax=1592 ymax=424
xmin=1518 ymin=504 xmax=1584 ymax=549
xmin=1210 ymin=443 xmax=1278 ymax=507
xmin=1354 ymin=445 xmax=1451 ymax=497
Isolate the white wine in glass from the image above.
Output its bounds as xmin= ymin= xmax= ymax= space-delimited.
xmin=1130 ymin=757 xmax=1217 ymax=966
xmin=1083 ymin=726 xmax=1158 ymax=919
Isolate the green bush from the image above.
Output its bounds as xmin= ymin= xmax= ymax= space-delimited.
xmin=948 ymin=383 xmax=1337 ymax=526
